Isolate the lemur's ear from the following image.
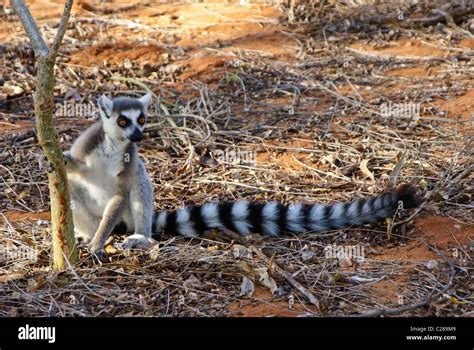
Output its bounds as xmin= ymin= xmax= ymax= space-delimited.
xmin=98 ymin=95 xmax=113 ymax=118
xmin=139 ymin=93 xmax=152 ymax=110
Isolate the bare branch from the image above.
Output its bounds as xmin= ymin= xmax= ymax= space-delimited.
xmin=11 ymin=0 xmax=78 ymax=270
xmin=51 ymin=0 xmax=74 ymax=56
xmin=407 ymin=6 xmax=474 ymax=26
xmin=249 ymin=245 xmax=321 ymax=312
xmin=355 ymin=247 xmax=456 ymax=317
xmin=11 ymin=0 xmax=49 ymax=57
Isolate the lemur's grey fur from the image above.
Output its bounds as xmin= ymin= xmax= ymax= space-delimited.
xmin=66 ymin=94 xmax=421 ymax=259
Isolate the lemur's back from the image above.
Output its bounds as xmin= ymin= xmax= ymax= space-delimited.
xmin=70 ymin=122 xmax=104 ymax=160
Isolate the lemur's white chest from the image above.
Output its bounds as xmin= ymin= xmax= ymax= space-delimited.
xmin=69 ymin=140 xmax=129 ymax=212
xmin=90 ymin=140 xmax=127 ymax=178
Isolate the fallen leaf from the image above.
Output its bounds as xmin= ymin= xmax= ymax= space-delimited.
xmin=15 ymin=189 xmax=29 ymax=201
xmin=188 ymin=292 xmax=198 ymax=301
xmin=0 ymin=84 xmax=24 ymax=99
xmin=389 ymin=151 xmax=406 ymax=185
xmin=235 ymin=261 xmax=254 ymax=275
xmin=339 ymin=257 xmax=353 ymax=268
xmin=348 ymin=276 xmax=377 ymax=283
xmin=105 ymin=244 xmax=118 ymax=255
xmin=183 ymin=275 xmax=203 ymax=292
xmin=232 ymin=244 xmax=252 ymax=259
xmin=359 ymin=159 xmax=375 ymax=181
xmin=317 ymin=271 xmax=334 ymax=284
xmin=0 ymin=273 xmax=25 ymax=283
xmin=26 ymin=275 xmax=46 ymax=292
xmin=148 ymin=245 xmax=160 ymax=261
xmin=64 ymin=87 xmax=82 ymax=101
xmin=301 ymin=250 xmax=315 ymax=261
xmin=425 ymin=260 xmax=439 ymax=269
xmin=255 ymin=267 xmax=278 ymax=294
xmin=239 ymin=276 xmax=255 ymax=297
xmin=448 ymin=295 xmax=467 ymax=305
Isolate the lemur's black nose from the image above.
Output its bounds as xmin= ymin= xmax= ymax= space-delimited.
xmin=129 ymin=129 xmax=144 ymax=142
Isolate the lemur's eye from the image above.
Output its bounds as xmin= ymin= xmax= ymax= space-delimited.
xmin=117 ymin=116 xmax=129 ymax=128
xmin=138 ymin=114 xmax=146 ymax=125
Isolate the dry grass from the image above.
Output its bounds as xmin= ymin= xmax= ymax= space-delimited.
xmin=0 ymin=1 xmax=472 ymax=317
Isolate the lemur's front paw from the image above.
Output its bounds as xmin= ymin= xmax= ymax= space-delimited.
xmin=92 ymin=250 xmax=108 ymax=262
xmin=87 ymin=242 xmax=108 ymax=262
xmin=121 ymin=233 xmax=156 ymax=250
xmin=37 ymin=152 xmax=53 ymax=172
xmin=63 ymin=151 xmax=72 ymax=166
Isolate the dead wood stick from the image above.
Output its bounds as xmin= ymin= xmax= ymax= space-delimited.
xmin=355 ymin=247 xmax=456 ymax=317
xmin=249 ymin=245 xmax=321 ymax=311
xmin=346 ymin=47 xmax=447 ymax=63
xmin=12 ymin=0 xmax=78 ymax=270
xmin=407 ymin=7 xmax=474 ymax=26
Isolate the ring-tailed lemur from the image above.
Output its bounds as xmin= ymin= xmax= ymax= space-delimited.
xmin=65 ymin=94 xmax=421 ymax=258
xmin=64 ymin=93 xmax=155 ymax=258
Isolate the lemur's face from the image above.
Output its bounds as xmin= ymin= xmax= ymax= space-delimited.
xmin=98 ymin=93 xmax=152 ymax=143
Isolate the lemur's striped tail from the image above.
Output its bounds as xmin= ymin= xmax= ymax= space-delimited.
xmin=152 ymin=184 xmax=421 ymax=238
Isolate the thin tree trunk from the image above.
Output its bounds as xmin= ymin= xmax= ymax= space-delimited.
xmin=12 ymin=0 xmax=77 ymax=270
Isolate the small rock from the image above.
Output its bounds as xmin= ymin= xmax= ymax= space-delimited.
xmin=425 ymin=260 xmax=439 ymax=269
xmin=301 ymin=250 xmax=315 ymax=261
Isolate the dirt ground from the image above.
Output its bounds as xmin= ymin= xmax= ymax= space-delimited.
xmin=0 ymin=1 xmax=473 ymax=317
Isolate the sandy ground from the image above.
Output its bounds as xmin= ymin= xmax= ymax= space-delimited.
xmin=0 ymin=1 xmax=472 ymax=317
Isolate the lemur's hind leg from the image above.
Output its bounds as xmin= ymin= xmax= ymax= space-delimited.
xmin=70 ymin=198 xmax=100 ymax=246
xmin=121 ymin=166 xmax=155 ymax=250
xmin=88 ymin=194 xmax=125 ymax=256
